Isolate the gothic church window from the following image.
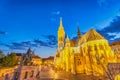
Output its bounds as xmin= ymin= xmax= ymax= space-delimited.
xmin=77 ymin=59 xmax=81 ymax=65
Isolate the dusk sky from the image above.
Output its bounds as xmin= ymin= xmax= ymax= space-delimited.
xmin=0 ymin=0 xmax=120 ymax=57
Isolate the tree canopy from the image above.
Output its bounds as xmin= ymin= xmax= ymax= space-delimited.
xmin=0 ymin=50 xmax=4 ymax=58
xmin=0 ymin=52 xmax=18 ymax=67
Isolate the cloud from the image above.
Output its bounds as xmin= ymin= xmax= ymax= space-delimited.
xmin=107 ymin=32 xmax=120 ymax=40
xmin=50 ymin=18 xmax=56 ymax=21
xmin=0 ymin=41 xmax=3 ymax=45
xmin=3 ymin=41 xmax=37 ymax=50
xmin=50 ymin=11 xmax=60 ymax=22
xmin=51 ymin=11 xmax=60 ymax=15
xmin=97 ymin=0 xmax=107 ymax=6
xmin=0 ymin=34 xmax=57 ymax=51
xmin=0 ymin=31 xmax=7 ymax=35
xmin=103 ymin=16 xmax=120 ymax=33
xmin=97 ymin=16 xmax=120 ymax=42
xmin=42 ymin=35 xmax=57 ymax=45
xmin=97 ymin=0 xmax=120 ymax=7
xmin=21 ymin=41 xmax=37 ymax=47
xmin=34 ymin=35 xmax=57 ymax=48
xmin=34 ymin=39 xmax=49 ymax=47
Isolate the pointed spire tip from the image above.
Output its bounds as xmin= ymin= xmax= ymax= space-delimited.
xmin=60 ymin=17 xmax=63 ymax=26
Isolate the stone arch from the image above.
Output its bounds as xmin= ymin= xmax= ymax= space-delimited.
xmin=36 ymin=71 xmax=40 ymax=78
xmin=30 ymin=70 xmax=34 ymax=78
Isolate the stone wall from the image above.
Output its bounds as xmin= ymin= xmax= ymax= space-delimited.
xmin=18 ymin=66 xmax=41 ymax=80
xmin=0 ymin=67 xmax=17 ymax=80
xmin=0 ymin=66 xmax=41 ymax=80
xmin=107 ymin=63 xmax=120 ymax=80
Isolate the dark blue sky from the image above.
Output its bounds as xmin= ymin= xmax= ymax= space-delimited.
xmin=0 ymin=0 xmax=120 ymax=57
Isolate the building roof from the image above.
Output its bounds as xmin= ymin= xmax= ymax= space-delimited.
xmin=55 ymin=50 xmax=60 ymax=57
xmin=42 ymin=56 xmax=54 ymax=61
xmin=80 ymin=29 xmax=105 ymax=44
xmin=110 ymin=40 xmax=120 ymax=46
xmin=69 ymin=40 xmax=78 ymax=47
xmin=58 ymin=17 xmax=64 ymax=30
xmin=65 ymin=35 xmax=78 ymax=47
xmin=33 ymin=56 xmax=41 ymax=59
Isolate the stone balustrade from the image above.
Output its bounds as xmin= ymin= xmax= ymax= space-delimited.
xmin=0 ymin=66 xmax=41 ymax=80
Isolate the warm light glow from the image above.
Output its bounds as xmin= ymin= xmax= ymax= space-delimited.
xmin=54 ymin=18 xmax=118 ymax=76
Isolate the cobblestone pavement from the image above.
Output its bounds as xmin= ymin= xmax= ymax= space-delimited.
xmin=40 ymin=67 xmax=109 ymax=80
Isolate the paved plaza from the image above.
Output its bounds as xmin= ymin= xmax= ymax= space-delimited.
xmin=40 ymin=66 xmax=108 ymax=80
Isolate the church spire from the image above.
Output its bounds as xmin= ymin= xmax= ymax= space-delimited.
xmin=77 ymin=27 xmax=82 ymax=39
xmin=66 ymin=35 xmax=70 ymax=43
xmin=58 ymin=17 xmax=65 ymax=50
xmin=60 ymin=17 xmax=63 ymax=26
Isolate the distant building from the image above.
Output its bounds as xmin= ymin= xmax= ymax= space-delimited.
xmin=110 ymin=41 xmax=120 ymax=53
xmin=54 ymin=18 xmax=117 ymax=76
xmin=42 ymin=56 xmax=54 ymax=66
xmin=110 ymin=41 xmax=120 ymax=62
xmin=32 ymin=56 xmax=42 ymax=66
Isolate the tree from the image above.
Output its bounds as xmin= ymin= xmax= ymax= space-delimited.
xmin=0 ymin=50 xmax=4 ymax=58
xmin=0 ymin=50 xmax=4 ymax=66
xmin=1 ymin=52 xmax=18 ymax=67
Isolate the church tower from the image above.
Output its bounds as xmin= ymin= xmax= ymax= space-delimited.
xmin=77 ymin=27 xmax=82 ymax=39
xmin=58 ymin=17 xmax=65 ymax=51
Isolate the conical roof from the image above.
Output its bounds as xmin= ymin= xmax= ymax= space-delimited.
xmin=80 ymin=29 xmax=105 ymax=43
xmin=66 ymin=35 xmax=70 ymax=43
xmin=77 ymin=27 xmax=82 ymax=39
xmin=58 ymin=17 xmax=64 ymax=30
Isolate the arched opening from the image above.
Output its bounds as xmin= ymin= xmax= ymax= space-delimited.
xmin=36 ymin=71 xmax=40 ymax=78
xmin=30 ymin=70 xmax=34 ymax=77
xmin=24 ymin=71 xmax=28 ymax=79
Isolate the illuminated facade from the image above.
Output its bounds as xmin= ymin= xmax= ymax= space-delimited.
xmin=42 ymin=56 xmax=54 ymax=66
xmin=31 ymin=56 xmax=42 ymax=66
xmin=110 ymin=41 xmax=120 ymax=62
xmin=54 ymin=18 xmax=117 ymax=76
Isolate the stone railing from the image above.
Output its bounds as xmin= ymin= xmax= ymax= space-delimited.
xmin=0 ymin=66 xmax=17 ymax=79
xmin=0 ymin=66 xmax=41 ymax=80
